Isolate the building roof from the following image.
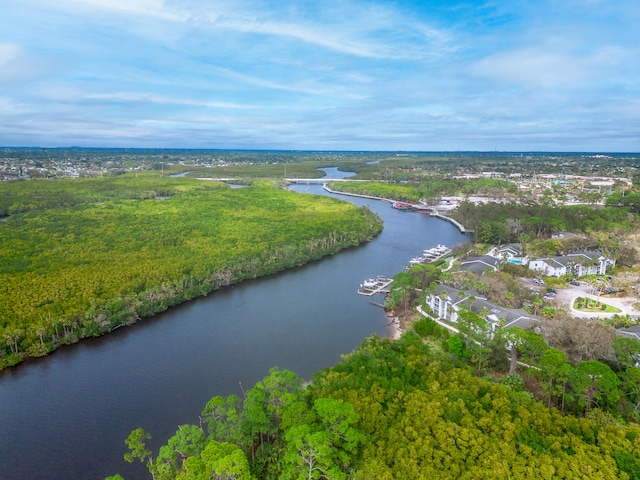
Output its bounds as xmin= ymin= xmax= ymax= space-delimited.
xmin=530 ymin=256 xmax=570 ymax=269
xmin=431 ymin=285 xmax=534 ymax=329
xmin=567 ymin=250 xmax=606 ymax=261
xmin=460 ymin=255 xmax=500 ymax=275
xmin=434 ymin=285 xmax=469 ymax=304
xmin=497 ymin=244 xmax=522 ymax=256
xmin=619 ymin=325 xmax=640 ymax=342
xmin=531 ymin=252 xmax=609 ymax=269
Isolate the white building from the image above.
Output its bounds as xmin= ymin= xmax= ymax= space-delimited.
xmin=528 ymin=251 xmax=615 ymax=278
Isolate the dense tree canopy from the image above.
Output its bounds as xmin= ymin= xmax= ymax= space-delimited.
xmin=117 ymin=335 xmax=640 ymax=480
xmin=0 ymin=177 xmax=383 ymax=368
xmin=327 ymin=178 xmax=517 ymax=204
xmin=450 ymin=202 xmax=635 ymax=244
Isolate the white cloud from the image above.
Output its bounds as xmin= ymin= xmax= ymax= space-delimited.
xmin=2 ymin=0 xmax=638 ymax=151
xmin=0 ymin=96 xmax=27 ymax=114
xmin=0 ymin=42 xmax=55 ymax=85
xmin=66 ymin=0 xmax=182 ymax=19
xmin=189 ymin=2 xmax=451 ymax=60
xmin=470 ymin=44 xmax=626 ymax=88
xmin=84 ymin=91 xmax=256 ymax=110
xmin=0 ymin=43 xmax=22 ymax=66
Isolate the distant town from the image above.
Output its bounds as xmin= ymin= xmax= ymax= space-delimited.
xmin=1 ymin=147 xmax=639 ymax=184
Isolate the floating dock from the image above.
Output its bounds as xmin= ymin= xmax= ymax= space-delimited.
xmin=357 ymin=276 xmax=393 ymax=296
xmin=406 ymin=245 xmax=451 ymax=268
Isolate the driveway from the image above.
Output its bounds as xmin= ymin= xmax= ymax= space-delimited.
xmin=553 ymin=282 xmax=640 ymax=319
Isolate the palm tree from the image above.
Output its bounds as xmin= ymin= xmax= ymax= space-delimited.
xmin=4 ymin=328 xmax=22 ymax=355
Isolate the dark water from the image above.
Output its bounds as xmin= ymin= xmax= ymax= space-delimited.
xmin=0 ymin=170 xmax=468 ymax=480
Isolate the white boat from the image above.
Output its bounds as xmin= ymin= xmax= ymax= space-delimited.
xmin=362 ymin=278 xmax=378 ymax=289
xmin=424 ymin=244 xmax=450 ymax=256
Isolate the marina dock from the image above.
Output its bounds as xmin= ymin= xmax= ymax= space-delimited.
xmin=357 ymin=276 xmax=393 ymax=296
xmin=408 ymin=244 xmax=452 ymax=267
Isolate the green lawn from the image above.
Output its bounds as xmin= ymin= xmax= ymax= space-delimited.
xmin=573 ymin=297 xmax=621 ymax=313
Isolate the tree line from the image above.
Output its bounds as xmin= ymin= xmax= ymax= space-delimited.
xmin=450 ymin=201 xmax=636 ymax=245
xmin=327 ymin=178 xmax=517 ymax=204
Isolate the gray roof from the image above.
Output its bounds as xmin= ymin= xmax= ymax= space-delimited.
xmin=460 ymin=255 xmax=500 ymax=274
xmin=433 ymin=285 xmax=534 ymax=329
xmin=532 ymin=250 xmax=612 ymax=269
xmin=619 ymin=325 xmax=640 ymax=341
xmin=497 ymin=244 xmax=522 ymax=256
xmin=531 ymin=256 xmax=573 ymax=268
xmin=435 ymin=285 xmax=468 ymax=304
xmin=568 ymin=250 xmax=605 ymax=261
xmin=469 ymin=297 xmax=532 ymax=328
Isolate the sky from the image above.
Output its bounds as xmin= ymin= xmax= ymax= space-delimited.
xmin=1 ymin=0 xmax=639 ymax=152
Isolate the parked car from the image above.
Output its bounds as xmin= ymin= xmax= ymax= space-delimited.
xmin=570 ymin=281 xmax=580 ymax=286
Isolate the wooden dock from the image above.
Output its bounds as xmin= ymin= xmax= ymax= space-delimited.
xmin=357 ymin=277 xmax=393 ymax=296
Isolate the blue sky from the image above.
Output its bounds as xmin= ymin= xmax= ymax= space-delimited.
xmin=1 ymin=0 xmax=639 ymax=151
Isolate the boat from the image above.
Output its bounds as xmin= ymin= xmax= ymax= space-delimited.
xmin=434 ymin=244 xmax=449 ymax=254
xmin=361 ymin=278 xmax=378 ymax=290
xmin=392 ymin=201 xmax=416 ymax=211
xmin=411 ymin=244 xmax=452 ymax=264
xmin=358 ymin=276 xmax=393 ymax=296
xmin=414 ymin=203 xmax=433 ymax=214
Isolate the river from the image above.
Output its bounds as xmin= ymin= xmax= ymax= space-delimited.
xmin=0 ymin=169 xmax=468 ymax=479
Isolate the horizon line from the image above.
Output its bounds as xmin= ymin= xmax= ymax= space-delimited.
xmin=2 ymin=146 xmax=639 ymax=155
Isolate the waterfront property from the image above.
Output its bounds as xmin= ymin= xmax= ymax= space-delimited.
xmin=427 ymin=285 xmax=533 ymax=331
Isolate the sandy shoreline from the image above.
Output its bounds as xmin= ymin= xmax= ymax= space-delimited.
xmin=386 ymin=313 xmax=402 ymax=340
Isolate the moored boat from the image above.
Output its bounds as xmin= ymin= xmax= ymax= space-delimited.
xmin=361 ymin=278 xmax=378 ymax=289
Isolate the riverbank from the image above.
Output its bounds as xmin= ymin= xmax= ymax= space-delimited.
xmin=387 ymin=314 xmax=402 ymax=340
xmin=385 ymin=308 xmax=417 ymax=340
